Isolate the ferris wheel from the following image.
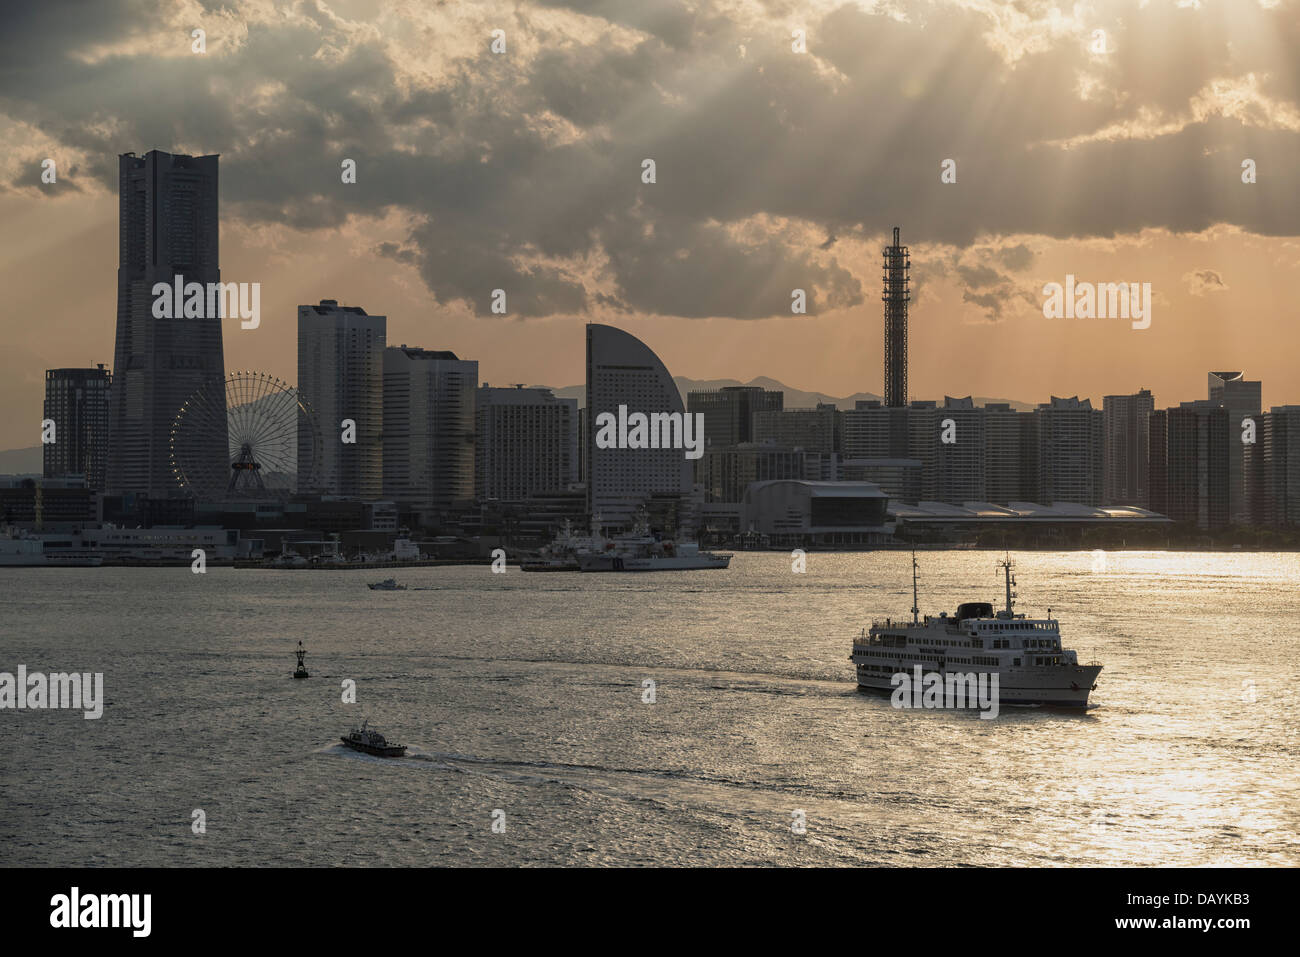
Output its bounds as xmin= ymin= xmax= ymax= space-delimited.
xmin=170 ymin=371 xmax=321 ymax=501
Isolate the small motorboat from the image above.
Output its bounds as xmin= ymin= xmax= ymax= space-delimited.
xmin=339 ymin=720 xmax=406 ymax=757
xmin=367 ymin=578 xmax=407 ymax=590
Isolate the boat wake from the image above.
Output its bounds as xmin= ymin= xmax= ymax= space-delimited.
xmin=316 ymin=741 xmax=886 ymax=818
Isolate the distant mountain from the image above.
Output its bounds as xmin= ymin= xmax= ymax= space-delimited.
xmin=0 ymin=445 xmax=42 ymax=476
xmin=534 ymin=377 xmax=1032 ymax=412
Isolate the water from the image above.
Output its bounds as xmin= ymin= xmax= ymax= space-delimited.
xmin=2 ymin=551 xmax=1297 ymax=866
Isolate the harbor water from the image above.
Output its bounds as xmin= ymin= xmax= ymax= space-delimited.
xmin=2 ymin=550 xmax=1297 ymax=866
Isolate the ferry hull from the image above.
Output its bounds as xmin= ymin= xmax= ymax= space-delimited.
xmin=853 ymin=662 xmax=1102 ymax=709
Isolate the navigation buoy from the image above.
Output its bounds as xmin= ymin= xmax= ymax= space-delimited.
xmin=294 ymin=640 xmax=310 ymax=679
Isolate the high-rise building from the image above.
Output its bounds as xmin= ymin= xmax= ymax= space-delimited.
xmin=904 ymin=401 xmax=938 ymax=499
xmin=297 ymin=300 xmax=385 ymax=498
xmin=1149 ymin=402 xmax=1229 ymax=529
xmin=1206 ymin=371 xmax=1261 ymax=525
xmin=883 ymin=226 xmax=909 ymax=408
xmin=844 ymin=401 xmax=891 ymax=458
xmin=1103 ymin=389 xmax=1154 ymax=506
xmin=752 ymin=405 xmax=842 ymax=454
xmin=44 ymin=365 xmax=112 ymax=491
xmin=383 ymin=346 xmax=477 ymax=516
xmin=1249 ymin=406 xmax=1300 ymax=528
xmin=476 ymin=385 xmax=576 ymax=501
xmin=696 ymin=444 xmax=807 ymax=503
xmin=585 ymin=324 xmax=693 ymax=525
xmin=837 ymin=458 xmax=923 ymax=503
xmin=108 ymin=150 xmax=225 ymax=496
xmin=687 ymin=386 xmax=783 ymax=450
xmin=928 ymin=396 xmax=986 ymax=503
xmin=984 ymin=403 xmax=1030 ymax=504
xmin=1034 ymin=396 xmax=1104 ymax=506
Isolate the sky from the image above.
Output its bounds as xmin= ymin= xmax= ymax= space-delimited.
xmin=1 ymin=0 xmax=1299 ymax=451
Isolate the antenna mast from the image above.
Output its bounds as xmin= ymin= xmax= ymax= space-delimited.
xmin=911 ymin=547 xmax=919 ymax=624
xmin=1001 ymin=554 xmax=1016 ymax=616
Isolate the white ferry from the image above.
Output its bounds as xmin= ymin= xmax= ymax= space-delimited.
xmin=851 ymin=555 xmax=1102 ymax=709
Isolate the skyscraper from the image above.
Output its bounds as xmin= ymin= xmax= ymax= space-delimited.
xmin=1034 ymin=396 xmax=1104 ymax=506
xmin=928 ymin=396 xmax=986 ymax=503
xmin=1103 ymin=389 xmax=1154 ymax=506
xmin=1207 ymin=371 xmax=1261 ymax=525
xmin=1249 ymin=407 xmax=1300 ymax=528
xmin=383 ymin=346 xmax=477 ymax=517
xmin=108 ymin=150 xmax=225 ymax=496
xmin=696 ymin=445 xmax=807 ymax=503
xmin=297 ymin=300 xmax=385 ymax=498
xmin=1150 ymin=402 xmax=1229 ymax=530
xmin=843 ymin=400 xmax=911 ymax=461
xmin=585 ymin=324 xmax=693 ymax=525
xmin=883 ymin=226 xmax=909 ymax=408
xmin=687 ymin=386 xmax=783 ymax=450
xmin=984 ymin=403 xmax=1030 ymax=504
xmin=475 ymin=385 xmax=575 ymax=501
xmin=905 ymin=400 xmax=938 ymax=498
xmin=751 ymin=405 xmax=842 ymax=454
xmin=44 ymin=365 xmax=112 ymax=491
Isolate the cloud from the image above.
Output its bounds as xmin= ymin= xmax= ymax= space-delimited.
xmin=1 ymin=0 xmax=1298 ymax=321
xmin=1183 ymin=268 xmax=1228 ymax=295
xmin=917 ymin=238 xmax=1041 ymax=321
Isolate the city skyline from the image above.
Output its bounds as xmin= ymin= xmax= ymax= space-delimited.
xmin=4 ymin=1 xmax=1300 ymax=888
xmin=20 ymin=151 xmax=1285 ymax=535
xmin=5 ymin=2 xmax=1300 ymax=451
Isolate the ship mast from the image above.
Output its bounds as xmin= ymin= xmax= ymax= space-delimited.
xmin=911 ymin=547 xmax=919 ymax=625
xmin=1000 ymin=554 xmax=1016 ymax=616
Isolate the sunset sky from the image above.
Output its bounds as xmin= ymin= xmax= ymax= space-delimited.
xmin=2 ymin=0 xmax=1298 ymax=451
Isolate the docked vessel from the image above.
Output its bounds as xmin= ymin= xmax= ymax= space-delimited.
xmin=851 ymin=554 xmax=1102 ymax=709
xmin=578 ymin=540 xmax=731 ymax=572
xmin=576 ymin=511 xmax=730 ymax=572
xmin=340 ymin=720 xmax=406 ymax=757
xmin=367 ymin=577 xmax=407 ymax=590
xmin=520 ymin=518 xmax=601 ymax=572
xmin=0 ymin=535 xmax=103 ymax=567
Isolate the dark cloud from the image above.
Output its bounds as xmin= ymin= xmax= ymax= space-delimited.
xmin=995 ymin=243 xmax=1035 ymax=272
xmin=2 ymin=0 xmax=1298 ymax=320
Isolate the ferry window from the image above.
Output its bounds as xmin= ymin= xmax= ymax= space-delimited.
xmin=1013 ymin=658 xmax=1021 ymax=666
